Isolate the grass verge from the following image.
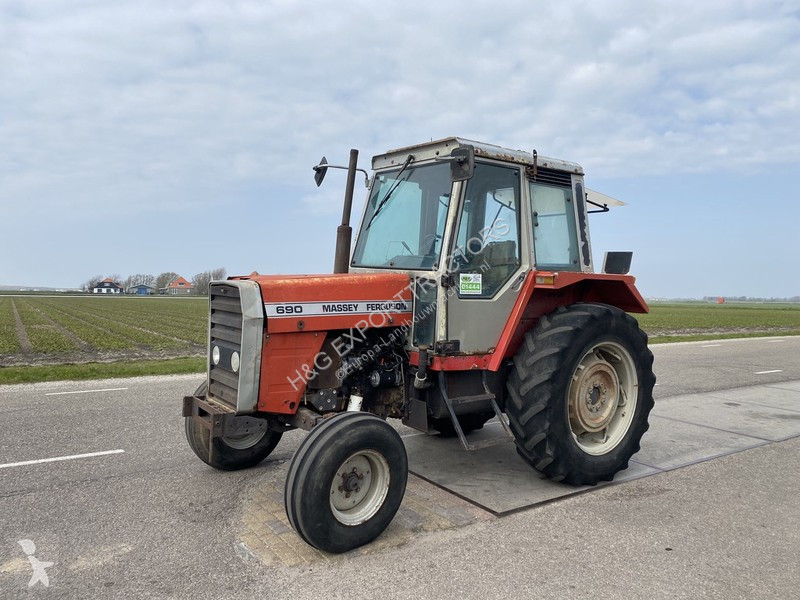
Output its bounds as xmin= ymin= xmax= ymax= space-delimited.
xmin=0 ymin=357 xmax=204 ymax=385
xmin=650 ymin=331 xmax=800 ymax=344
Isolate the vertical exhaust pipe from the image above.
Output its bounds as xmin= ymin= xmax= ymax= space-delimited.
xmin=333 ymin=149 xmax=359 ymax=274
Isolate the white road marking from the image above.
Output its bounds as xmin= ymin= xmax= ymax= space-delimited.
xmin=702 ymin=344 xmax=721 ymax=348
xmin=767 ymin=339 xmax=785 ymax=343
xmin=0 ymin=449 xmax=125 ymax=469
xmin=652 ymin=336 xmax=800 ymax=349
xmin=45 ymin=387 xmax=128 ymax=397
xmin=754 ymin=370 xmax=783 ymax=375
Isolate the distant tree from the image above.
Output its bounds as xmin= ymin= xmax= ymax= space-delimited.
xmin=191 ymin=268 xmax=227 ymax=296
xmin=156 ymin=272 xmax=179 ymax=293
xmin=192 ymin=272 xmax=212 ymax=296
xmin=81 ymin=274 xmax=104 ymax=292
xmin=124 ymin=273 xmax=156 ymax=290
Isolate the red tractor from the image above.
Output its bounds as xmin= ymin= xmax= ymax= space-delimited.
xmin=183 ymin=138 xmax=655 ymax=553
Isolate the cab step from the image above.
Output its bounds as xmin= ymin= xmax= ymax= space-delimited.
xmin=438 ymin=371 xmax=513 ymax=451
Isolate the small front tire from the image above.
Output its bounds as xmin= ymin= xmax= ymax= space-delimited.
xmin=185 ymin=415 xmax=282 ymax=471
xmin=285 ymin=412 xmax=408 ymax=553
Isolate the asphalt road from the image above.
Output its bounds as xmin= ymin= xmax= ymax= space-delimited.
xmin=0 ymin=336 xmax=798 ymax=599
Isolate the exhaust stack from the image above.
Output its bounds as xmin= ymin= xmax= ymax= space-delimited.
xmin=333 ymin=149 xmax=359 ymax=274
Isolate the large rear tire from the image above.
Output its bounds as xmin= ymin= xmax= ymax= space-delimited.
xmin=506 ymin=303 xmax=655 ymax=485
xmin=284 ymin=412 xmax=408 ymax=553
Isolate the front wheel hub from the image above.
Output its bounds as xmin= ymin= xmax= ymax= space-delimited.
xmin=329 ymin=451 xmax=390 ymax=526
xmin=339 ymin=468 xmax=364 ymax=497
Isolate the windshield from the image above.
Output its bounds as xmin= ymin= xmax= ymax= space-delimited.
xmin=352 ymin=162 xmax=452 ymax=270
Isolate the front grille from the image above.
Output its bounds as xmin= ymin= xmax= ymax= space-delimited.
xmin=209 ymin=283 xmax=243 ymax=409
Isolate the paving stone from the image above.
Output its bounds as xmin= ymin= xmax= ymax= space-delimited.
xmin=238 ymin=468 xmax=492 ymax=568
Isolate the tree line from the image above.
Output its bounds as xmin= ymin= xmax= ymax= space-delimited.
xmin=80 ymin=268 xmax=227 ymax=295
xmin=702 ymin=296 xmax=800 ymax=303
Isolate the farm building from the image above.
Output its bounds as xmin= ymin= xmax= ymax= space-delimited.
xmin=165 ymin=276 xmax=194 ymax=295
xmin=127 ymin=284 xmax=156 ymax=296
xmin=92 ymin=278 xmax=123 ymax=294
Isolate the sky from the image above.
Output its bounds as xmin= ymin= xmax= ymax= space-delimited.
xmin=1 ymin=0 xmax=799 ymax=298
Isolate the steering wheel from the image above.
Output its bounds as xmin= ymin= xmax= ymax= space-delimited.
xmin=422 ymin=233 xmax=443 ymax=255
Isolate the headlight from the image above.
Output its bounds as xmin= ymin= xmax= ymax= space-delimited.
xmin=231 ymin=352 xmax=240 ymax=373
xmin=212 ymin=345 xmax=221 ymax=365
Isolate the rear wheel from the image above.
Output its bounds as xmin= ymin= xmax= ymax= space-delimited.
xmin=285 ymin=412 xmax=408 ymax=553
xmin=506 ymin=303 xmax=655 ymax=485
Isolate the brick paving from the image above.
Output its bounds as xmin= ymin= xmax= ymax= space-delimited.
xmin=238 ymin=466 xmax=493 ymax=567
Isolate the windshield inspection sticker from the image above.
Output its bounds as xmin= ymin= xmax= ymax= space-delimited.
xmin=459 ymin=273 xmax=482 ymax=295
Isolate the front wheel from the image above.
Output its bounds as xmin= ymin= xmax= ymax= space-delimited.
xmin=506 ymin=303 xmax=655 ymax=485
xmin=284 ymin=412 xmax=408 ymax=553
xmin=184 ymin=383 xmax=283 ymax=471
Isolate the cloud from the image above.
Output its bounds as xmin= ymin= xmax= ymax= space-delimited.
xmin=0 ymin=0 xmax=798 ymax=290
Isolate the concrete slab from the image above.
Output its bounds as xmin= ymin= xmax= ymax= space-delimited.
xmin=405 ymin=383 xmax=800 ymax=513
xmin=635 ymin=415 xmax=767 ymax=470
xmin=404 ymin=424 xmax=660 ymax=514
xmin=653 ymin=391 xmax=800 ymax=442
xmin=706 ymin=384 xmax=800 ymax=414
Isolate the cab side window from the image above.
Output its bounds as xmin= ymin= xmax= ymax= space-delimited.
xmin=451 ymin=163 xmax=521 ymax=298
xmin=530 ymin=182 xmax=580 ymax=271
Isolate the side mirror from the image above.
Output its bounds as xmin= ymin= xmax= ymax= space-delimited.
xmin=313 ymin=156 xmax=328 ymax=187
xmin=450 ymin=146 xmax=474 ymax=182
xmin=313 ymin=155 xmax=371 ymax=188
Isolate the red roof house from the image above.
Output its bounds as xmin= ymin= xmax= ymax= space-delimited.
xmin=166 ymin=276 xmax=194 ymax=295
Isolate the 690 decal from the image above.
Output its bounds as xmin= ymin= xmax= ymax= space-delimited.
xmin=274 ymin=305 xmax=303 ymax=315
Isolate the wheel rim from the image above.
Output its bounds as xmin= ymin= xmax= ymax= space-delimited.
xmin=329 ymin=450 xmax=391 ymax=527
xmin=568 ymin=341 xmax=638 ymax=456
xmin=220 ymin=430 xmax=266 ymax=450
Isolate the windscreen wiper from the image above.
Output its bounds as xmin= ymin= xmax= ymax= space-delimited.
xmin=365 ymin=154 xmax=415 ymax=230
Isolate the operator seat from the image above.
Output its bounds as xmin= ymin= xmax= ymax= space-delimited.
xmin=480 ymin=241 xmax=518 ymax=294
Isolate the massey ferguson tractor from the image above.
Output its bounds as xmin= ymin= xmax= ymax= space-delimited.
xmin=182 ymin=137 xmax=655 ymax=554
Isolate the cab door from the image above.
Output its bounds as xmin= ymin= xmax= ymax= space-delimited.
xmin=443 ymin=161 xmax=530 ymax=354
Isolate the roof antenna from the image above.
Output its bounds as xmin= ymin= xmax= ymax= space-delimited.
xmin=532 ymin=149 xmax=538 ymax=179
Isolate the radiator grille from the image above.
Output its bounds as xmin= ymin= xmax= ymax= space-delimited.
xmin=208 ymin=283 xmax=243 ymax=409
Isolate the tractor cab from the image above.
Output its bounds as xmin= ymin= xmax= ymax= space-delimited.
xmin=349 ymin=138 xmax=594 ymax=354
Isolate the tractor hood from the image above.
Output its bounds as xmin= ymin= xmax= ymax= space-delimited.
xmin=232 ymin=272 xmax=414 ymax=334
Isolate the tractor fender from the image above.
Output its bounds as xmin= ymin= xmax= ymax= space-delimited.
xmin=488 ymin=271 xmax=649 ymax=371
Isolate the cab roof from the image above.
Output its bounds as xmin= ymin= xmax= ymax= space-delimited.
xmin=371 ymin=137 xmax=584 ymax=175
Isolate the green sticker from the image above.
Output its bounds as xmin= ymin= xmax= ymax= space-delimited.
xmin=459 ymin=273 xmax=482 ymax=295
